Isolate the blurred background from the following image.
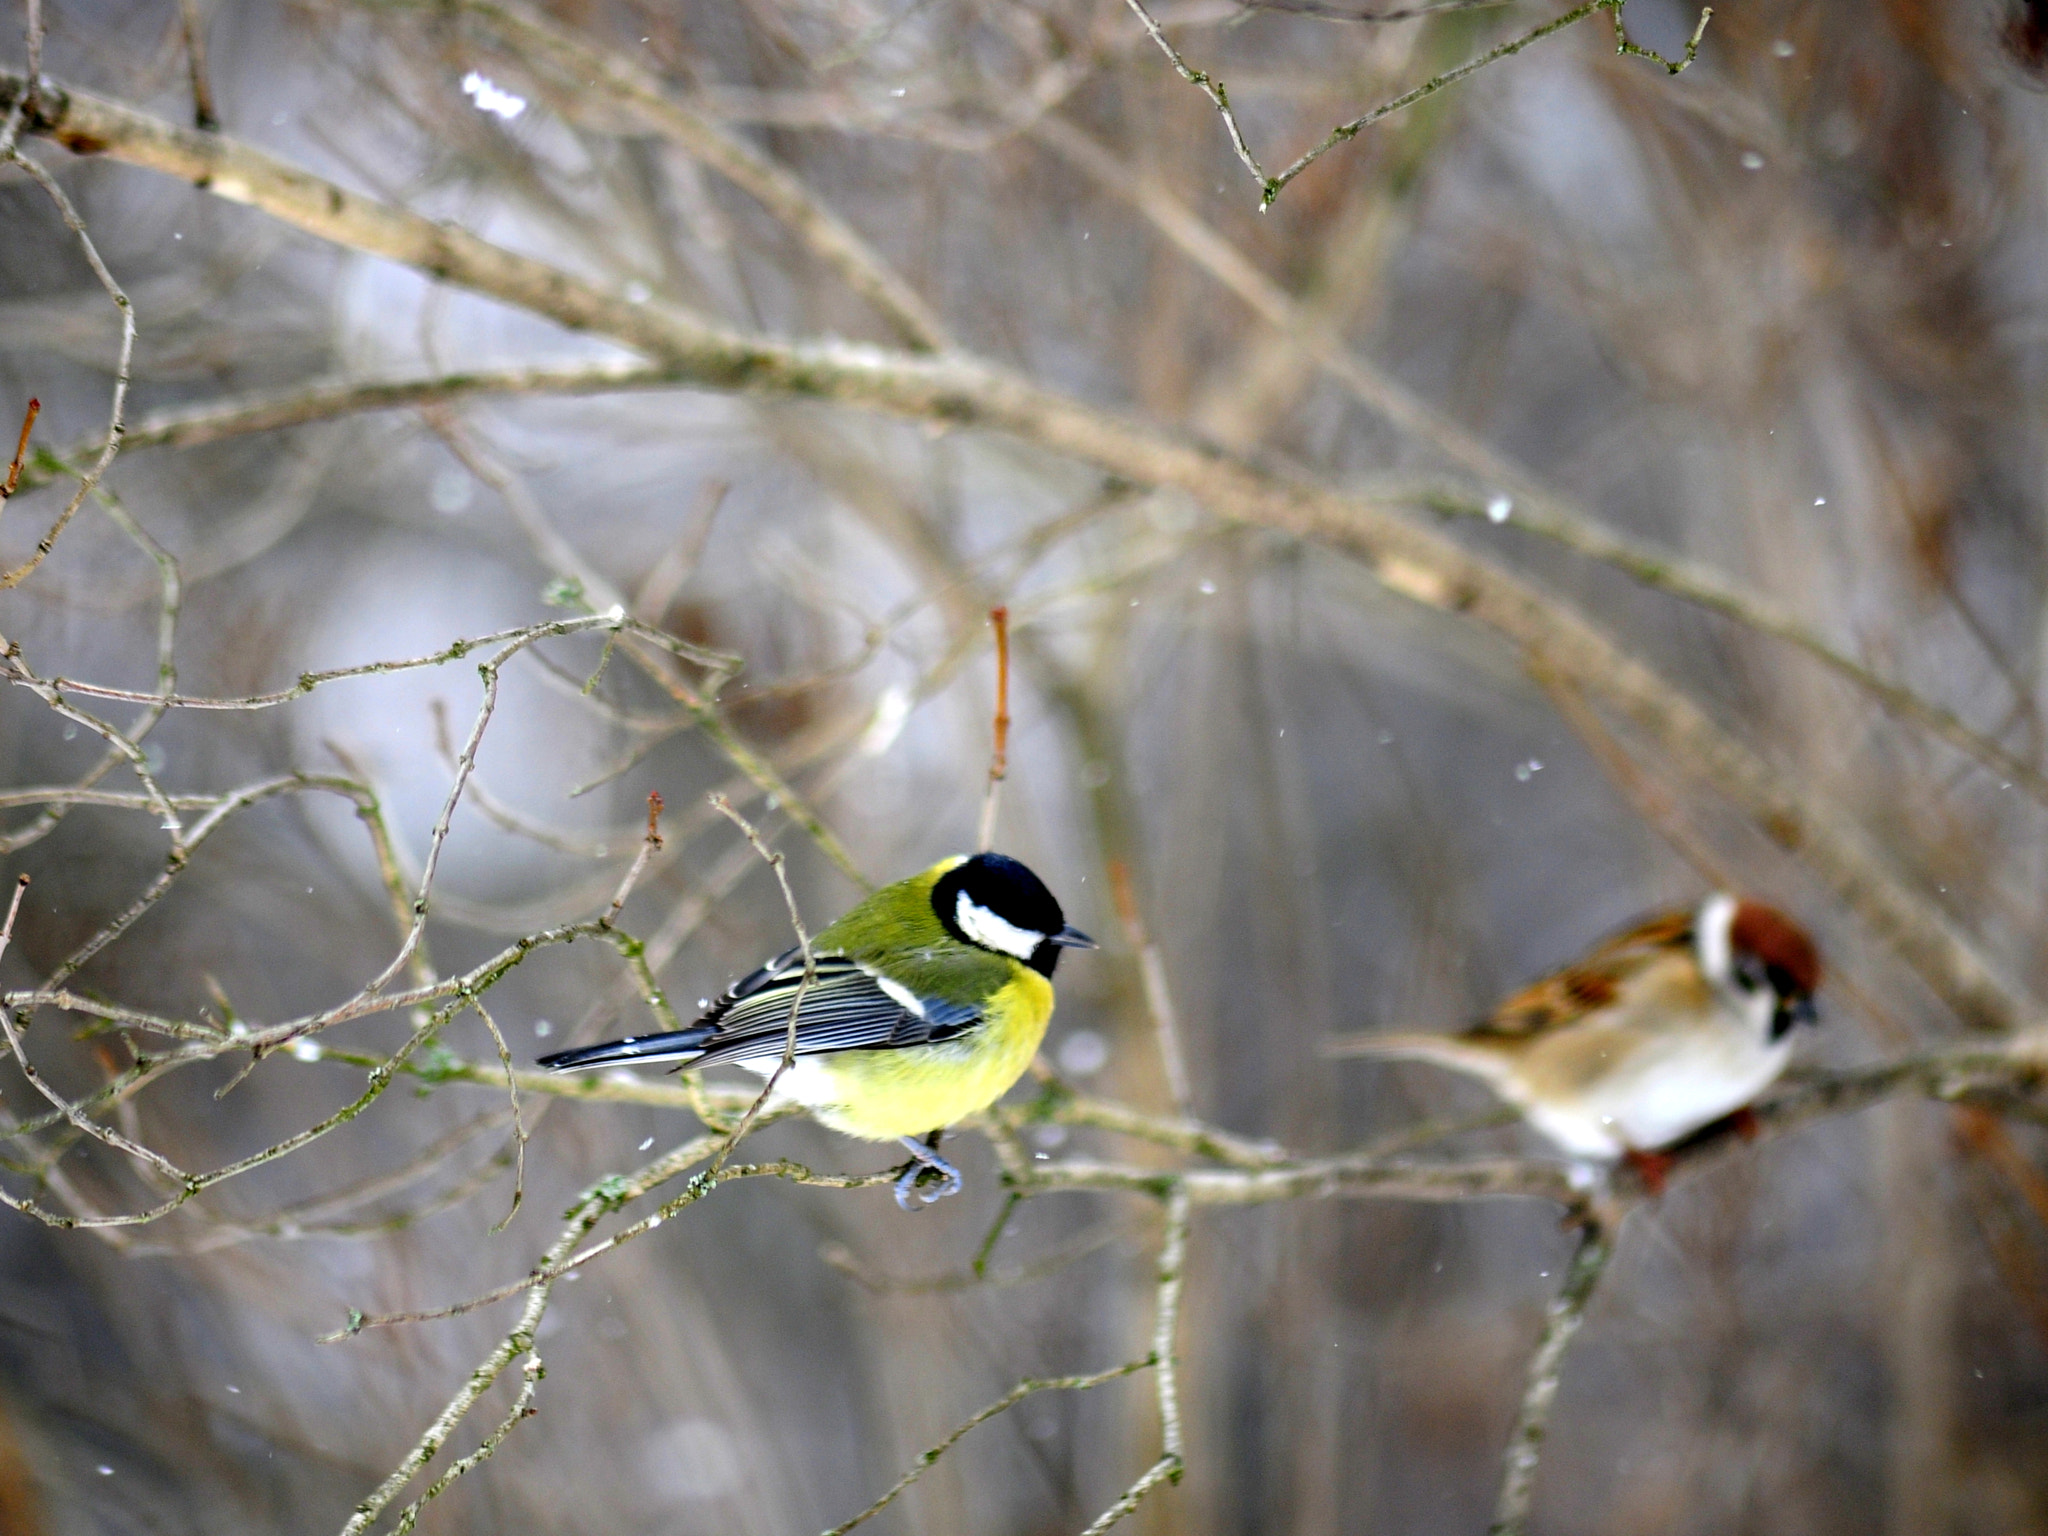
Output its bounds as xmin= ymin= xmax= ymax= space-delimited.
xmin=4 ymin=0 xmax=2048 ymax=1530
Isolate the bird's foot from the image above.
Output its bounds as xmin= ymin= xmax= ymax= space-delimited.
xmin=893 ymin=1133 xmax=963 ymax=1211
xmin=1623 ymin=1147 xmax=1673 ymax=1197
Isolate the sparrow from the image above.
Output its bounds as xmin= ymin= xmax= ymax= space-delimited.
xmin=1330 ymin=894 xmax=1821 ymax=1183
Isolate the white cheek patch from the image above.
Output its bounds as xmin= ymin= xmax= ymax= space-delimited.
xmin=1695 ymin=893 xmax=1738 ymax=989
xmin=955 ymin=892 xmax=1044 ymax=961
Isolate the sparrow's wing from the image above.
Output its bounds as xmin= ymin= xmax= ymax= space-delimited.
xmin=535 ymin=948 xmax=982 ymax=1074
xmin=1466 ymin=910 xmax=1695 ymax=1041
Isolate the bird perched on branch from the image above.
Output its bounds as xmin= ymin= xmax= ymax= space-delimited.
xmin=538 ymin=852 xmax=1093 ymax=1209
xmin=1329 ymin=894 xmax=1821 ymax=1188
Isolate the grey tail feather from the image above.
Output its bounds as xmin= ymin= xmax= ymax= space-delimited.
xmin=536 ymin=1027 xmax=715 ymax=1072
xmin=1324 ymin=1032 xmax=1511 ymax=1084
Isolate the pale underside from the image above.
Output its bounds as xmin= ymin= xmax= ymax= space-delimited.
xmin=733 ymin=966 xmax=1054 ymax=1141
xmin=1378 ymin=940 xmax=1787 ymax=1159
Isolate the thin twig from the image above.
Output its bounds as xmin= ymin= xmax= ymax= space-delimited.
xmin=601 ymin=791 xmax=667 ymax=925
xmin=1151 ymin=1183 xmax=1190 ymax=1466
xmin=387 ymin=1352 xmax=542 ymax=1535
xmin=176 ymin=0 xmax=219 ymax=130
xmin=820 ymin=1357 xmax=1157 ymax=1536
xmin=1526 ymin=655 xmax=1737 ymax=889
xmin=427 ymin=699 xmax=638 ymax=858
xmin=0 ymin=874 xmax=27 ymax=970
xmin=1238 ymin=0 xmax=1517 ymax=17
xmin=1260 ymin=0 xmax=1642 ymax=205
xmin=464 ymin=994 xmax=526 ymax=1232
xmin=1107 ymin=859 xmax=1195 ymax=1119
xmin=326 ymin=1153 xmax=886 ymax=1337
xmin=335 ymin=1143 xmax=658 ymax=1536
xmin=704 ymin=794 xmax=815 ymax=1178
xmin=1124 ymin=0 xmax=1710 ymax=207
xmin=0 ymin=146 xmax=135 ymax=591
xmin=1121 ymin=0 xmax=1269 ymax=190
xmin=6 ymin=0 xmax=42 ymax=141
xmin=632 ymin=479 xmax=728 ymax=623
xmin=0 ymin=397 xmax=36 ymax=501
xmin=1489 ymin=1219 xmax=1613 ymax=1535
xmin=977 ymin=605 xmax=1011 ymax=851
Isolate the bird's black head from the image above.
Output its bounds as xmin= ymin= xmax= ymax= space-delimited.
xmin=932 ymin=852 xmax=1095 ymax=976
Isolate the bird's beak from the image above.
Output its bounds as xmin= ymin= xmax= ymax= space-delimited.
xmin=1049 ymin=925 xmax=1097 ymax=949
xmin=1788 ymin=995 xmax=1819 ymax=1029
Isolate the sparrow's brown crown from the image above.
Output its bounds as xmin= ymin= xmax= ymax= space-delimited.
xmin=1730 ymin=901 xmax=1821 ymax=997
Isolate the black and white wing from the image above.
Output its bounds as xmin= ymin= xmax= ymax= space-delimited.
xmin=536 ymin=947 xmax=981 ymax=1074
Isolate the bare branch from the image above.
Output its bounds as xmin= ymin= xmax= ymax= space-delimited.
xmin=820 ymin=1357 xmax=1157 ymax=1536
xmin=1107 ymin=860 xmax=1195 ymax=1119
xmin=0 ymin=145 xmax=135 ymax=591
xmin=600 ymin=791 xmax=667 ymax=925
xmin=976 ymin=605 xmax=1011 ymax=851
xmin=1490 ymin=1221 xmax=1613 ymax=1535
xmin=464 ymin=994 xmax=526 ymax=1232
xmin=386 ymin=1352 xmax=542 ymax=1536
xmin=1119 ymin=0 xmax=1271 ymax=192
xmin=0 ymin=396 xmax=36 ymax=500
xmin=176 ymin=0 xmax=219 ymax=131
xmin=704 ymin=793 xmax=815 ymax=1175
xmin=1119 ymin=0 xmax=1710 ymax=206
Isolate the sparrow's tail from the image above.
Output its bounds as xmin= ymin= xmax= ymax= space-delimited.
xmin=536 ymin=1027 xmax=716 ymax=1073
xmin=1322 ymin=1031 xmax=1515 ymax=1088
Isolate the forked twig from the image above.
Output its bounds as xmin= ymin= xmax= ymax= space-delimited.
xmin=386 ymin=1353 xmax=542 ymax=1535
xmin=1124 ymin=0 xmax=1710 ymax=207
xmin=819 ymin=1357 xmax=1157 ymax=1536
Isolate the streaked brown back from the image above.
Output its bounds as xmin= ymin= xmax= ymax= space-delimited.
xmin=1468 ymin=909 xmax=1695 ymax=1040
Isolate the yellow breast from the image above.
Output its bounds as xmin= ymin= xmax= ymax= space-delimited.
xmin=798 ymin=969 xmax=1054 ymax=1141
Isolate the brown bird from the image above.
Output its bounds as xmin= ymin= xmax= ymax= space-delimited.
xmin=1331 ymin=895 xmax=1821 ymax=1184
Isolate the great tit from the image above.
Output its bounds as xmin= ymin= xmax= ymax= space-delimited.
xmin=537 ymin=852 xmax=1094 ymax=1208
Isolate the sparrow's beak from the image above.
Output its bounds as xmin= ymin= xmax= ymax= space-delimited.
xmin=1049 ymin=925 xmax=1097 ymax=949
xmin=1787 ymin=995 xmax=1820 ymax=1029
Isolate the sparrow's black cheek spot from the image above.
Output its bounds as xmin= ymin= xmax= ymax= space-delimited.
xmin=1770 ymin=995 xmax=1818 ymax=1041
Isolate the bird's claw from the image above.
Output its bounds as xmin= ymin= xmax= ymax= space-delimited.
xmin=893 ymin=1136 xmax=963 ymax=1211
